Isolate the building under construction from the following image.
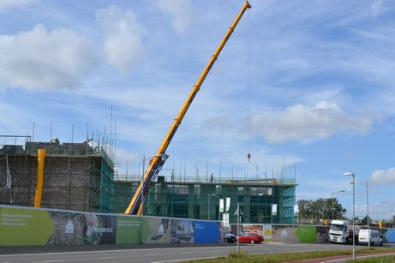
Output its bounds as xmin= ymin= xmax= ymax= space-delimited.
xmin=1 ymin=137 xmax=296 ymax=223
xmin=113 ymin=176 xmax=296 ymax=224
xmin=0 ymin=137 xmax=114 ymax=212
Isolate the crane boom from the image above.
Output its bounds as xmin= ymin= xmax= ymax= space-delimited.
xmin=125 ymin=1 xmax=251 ymax=215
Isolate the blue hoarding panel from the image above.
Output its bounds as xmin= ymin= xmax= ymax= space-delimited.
xmin=386 ymin=229 xmax=395 ymax=243
xmin=194 ymin=221 xmax=219 ymax=244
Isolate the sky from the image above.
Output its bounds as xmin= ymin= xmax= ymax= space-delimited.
xmin=0 ymin=0 xmax=395 ymax=220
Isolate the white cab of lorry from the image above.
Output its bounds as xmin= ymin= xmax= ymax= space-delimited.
xmin=358 ymin=229 xmax=383 ymax=246
xmin=329 ymin=220 xmax=353 ymax=244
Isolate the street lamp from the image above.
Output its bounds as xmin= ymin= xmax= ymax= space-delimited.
xmin=330 ymin=190 xmax=345 ymax=220
xmin=344 ymin=171 xmax=355 ymax=261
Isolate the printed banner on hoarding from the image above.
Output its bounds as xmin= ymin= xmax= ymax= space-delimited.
xmin=142 ymin=217 xmax=170 ymax=244
xmin=171 ymin=219 xmax=195 ymax=244
xmin=0 ymin=207 xmax=54 ymax=246
xmin=116 ymin=217 xmax=141 ymax=245
xmin=263 ymin=224 xmax=272 ymax=242
xmin=271 ymin=204 xmax=277 ymax=216
xmin=83 ymin=214 xmax=116 ymax=245
xmin=194 ymin=221 xmax=220 ymax=244
xmin=225 ymin=198 xmax=231 ymax=212
xmin=219 ymin=199 xmax=224 ymax=213
xmin=223 ymin=213 xmax=229 ymax=227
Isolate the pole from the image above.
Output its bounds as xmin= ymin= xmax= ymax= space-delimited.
xmin=332 ymin=198 xmax=335 ymax=220
xmin=352 ymin=174 xmax=355 ymax=260
xmin=367 ymin=182 xmax=370 ymax=248
xmin=208 ymin=194 xmax=211 ymax=220
xmin=236 ymin=202 xmax=240 ymax=255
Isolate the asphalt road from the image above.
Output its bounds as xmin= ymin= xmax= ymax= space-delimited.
xmin=0 ymin=243 xmax=388 ymax=263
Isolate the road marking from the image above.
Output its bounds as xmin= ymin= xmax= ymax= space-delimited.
xmin=182 ymin=252 xmax=193 ymax=254
xmin=38 ymin=260 xmax=65 ymax=263
xmin=151 ymin=256 xmax=219 ymax=263
xmin=99 ymin=256 xmax=118 ymax=260
xmin=0 ymin=245 xmax=236 ymax=258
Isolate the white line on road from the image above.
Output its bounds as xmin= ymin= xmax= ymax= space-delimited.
xmin=99 ymin=256 xmax=118 ymax=260
xmin=0 ymin=246 xmax=233 ymax=258
xmin=151 ymin=256 xmax=219 ymax=263
xmin=36 ymin=260 xmax=65 ymax=263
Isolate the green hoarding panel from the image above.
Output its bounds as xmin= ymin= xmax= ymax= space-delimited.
xmin=116 ymin=217 xmax=141 ymax=245
xmin=296 ymin=226 xmax=317 ymax=243
xmin=0 ymin=207 xmax=54 ymax=246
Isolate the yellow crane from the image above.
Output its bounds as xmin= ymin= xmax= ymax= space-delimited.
xmin=125 ymin=1 xmax=251 ymax=215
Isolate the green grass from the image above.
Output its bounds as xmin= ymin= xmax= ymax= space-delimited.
xmin=188 ymin=248 xmax=395 ymax=263
xmin=347 ymin=255 xmax=395 ymax=262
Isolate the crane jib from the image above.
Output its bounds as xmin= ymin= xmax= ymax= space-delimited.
xmin=124 ymin=1 xmax=251 ymax=215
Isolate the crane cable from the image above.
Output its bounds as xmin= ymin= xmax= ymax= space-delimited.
xmin=245 ymin=10 xmax=253 ymax=167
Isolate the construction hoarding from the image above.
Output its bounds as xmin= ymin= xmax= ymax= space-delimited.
xmin=1 ymin=206 xmax=394 ymax=246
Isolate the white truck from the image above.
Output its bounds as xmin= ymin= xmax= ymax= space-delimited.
xmin=329 ymin=220 xmax=358 ymax=244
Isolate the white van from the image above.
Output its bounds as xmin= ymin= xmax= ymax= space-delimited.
xmin=358 ymin=229 xmax=383 ymax=246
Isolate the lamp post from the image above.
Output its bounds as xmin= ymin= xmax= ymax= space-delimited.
xmin=344 ymin=172 xmax=355 ymax=261
xmin=330 ymin=190 xmax=345 ymax=220
xmin=366 ymin=181 xmax=370 ymax=248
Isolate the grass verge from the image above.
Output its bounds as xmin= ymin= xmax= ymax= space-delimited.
xmin=347 ymin=255 xmax=395 ymax=262
xmin=188 ymin=247 xmax=395 ymax=263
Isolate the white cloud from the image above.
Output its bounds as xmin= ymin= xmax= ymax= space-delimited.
xmin=370 ymin=167 xmax=395 ymax=185
xmin=96 ymin=5 xmax=144 ymax=73
xmin=0 ymin=24 xmax=97 ymax=90
xmin=154 ymin=0 xmax=193 ymax=33
xmin=0 ymin=0 xmax=36 ymax=10
xmin=249 ymin=101 xmax=376 ymax=143
xmin=371 ymin=0 xmax=386 ymax=18
xmin=114 ymin=147 xmax=140 ymax=178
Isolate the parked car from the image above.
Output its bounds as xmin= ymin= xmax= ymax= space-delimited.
xmin=238 ymin=232 xmax=263 ymax=244
xmin=225 ymin=233 xmax=236 ymax=243
xmin=358 ymin=229 xmax=383 ymax=246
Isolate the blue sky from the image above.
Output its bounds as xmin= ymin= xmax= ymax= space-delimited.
xmin=0 ymin=0 xmax=395 ymax=219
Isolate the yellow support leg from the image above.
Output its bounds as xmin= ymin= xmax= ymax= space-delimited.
xmin=34 ymin=149 xmax=46 ymax=208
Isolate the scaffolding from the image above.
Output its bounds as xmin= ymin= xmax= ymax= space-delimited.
xmin=0 ymin=136 xmax=114 ymax=212
xmin=113 ymin=175 xmax=296 ymax=224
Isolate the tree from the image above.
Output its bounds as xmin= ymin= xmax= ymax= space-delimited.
xmin=297 ymin=198 xmax=346 ymax=221
xmin=360 ymin=215 xmax=372 ymax=226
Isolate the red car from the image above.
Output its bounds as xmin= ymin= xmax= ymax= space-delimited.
xmin=237 ymin=232 xmax=264 ymax=244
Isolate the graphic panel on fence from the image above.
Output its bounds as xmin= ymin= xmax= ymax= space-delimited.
xmin=0 ymin=207 xmax=54 ymax=246
xmin=296 ymin=226 xmax=317 ymax=243
xmin=171 ymin=219 xmax=195 ymax=244
xmin=116 ymin=216 xmax=141 ymax=245
xmin=47 ymin=211 xmax=85 ymax=245
xmin=142 ymin=217 xmax=171 ymax=244
xmin=82 ymin=214 xmax=116 ymax=245
xmin=194 ymin=221 xmax=220 ymax=244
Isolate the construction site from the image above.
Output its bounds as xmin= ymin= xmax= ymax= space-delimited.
xmin=0 ymin=135 xmax=296 ymax=224
xmin=0 ymin=2 xmax=297 ymax=224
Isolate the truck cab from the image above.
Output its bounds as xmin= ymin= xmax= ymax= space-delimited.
xmin=329 ymin=220 xmax=352 ymax=244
